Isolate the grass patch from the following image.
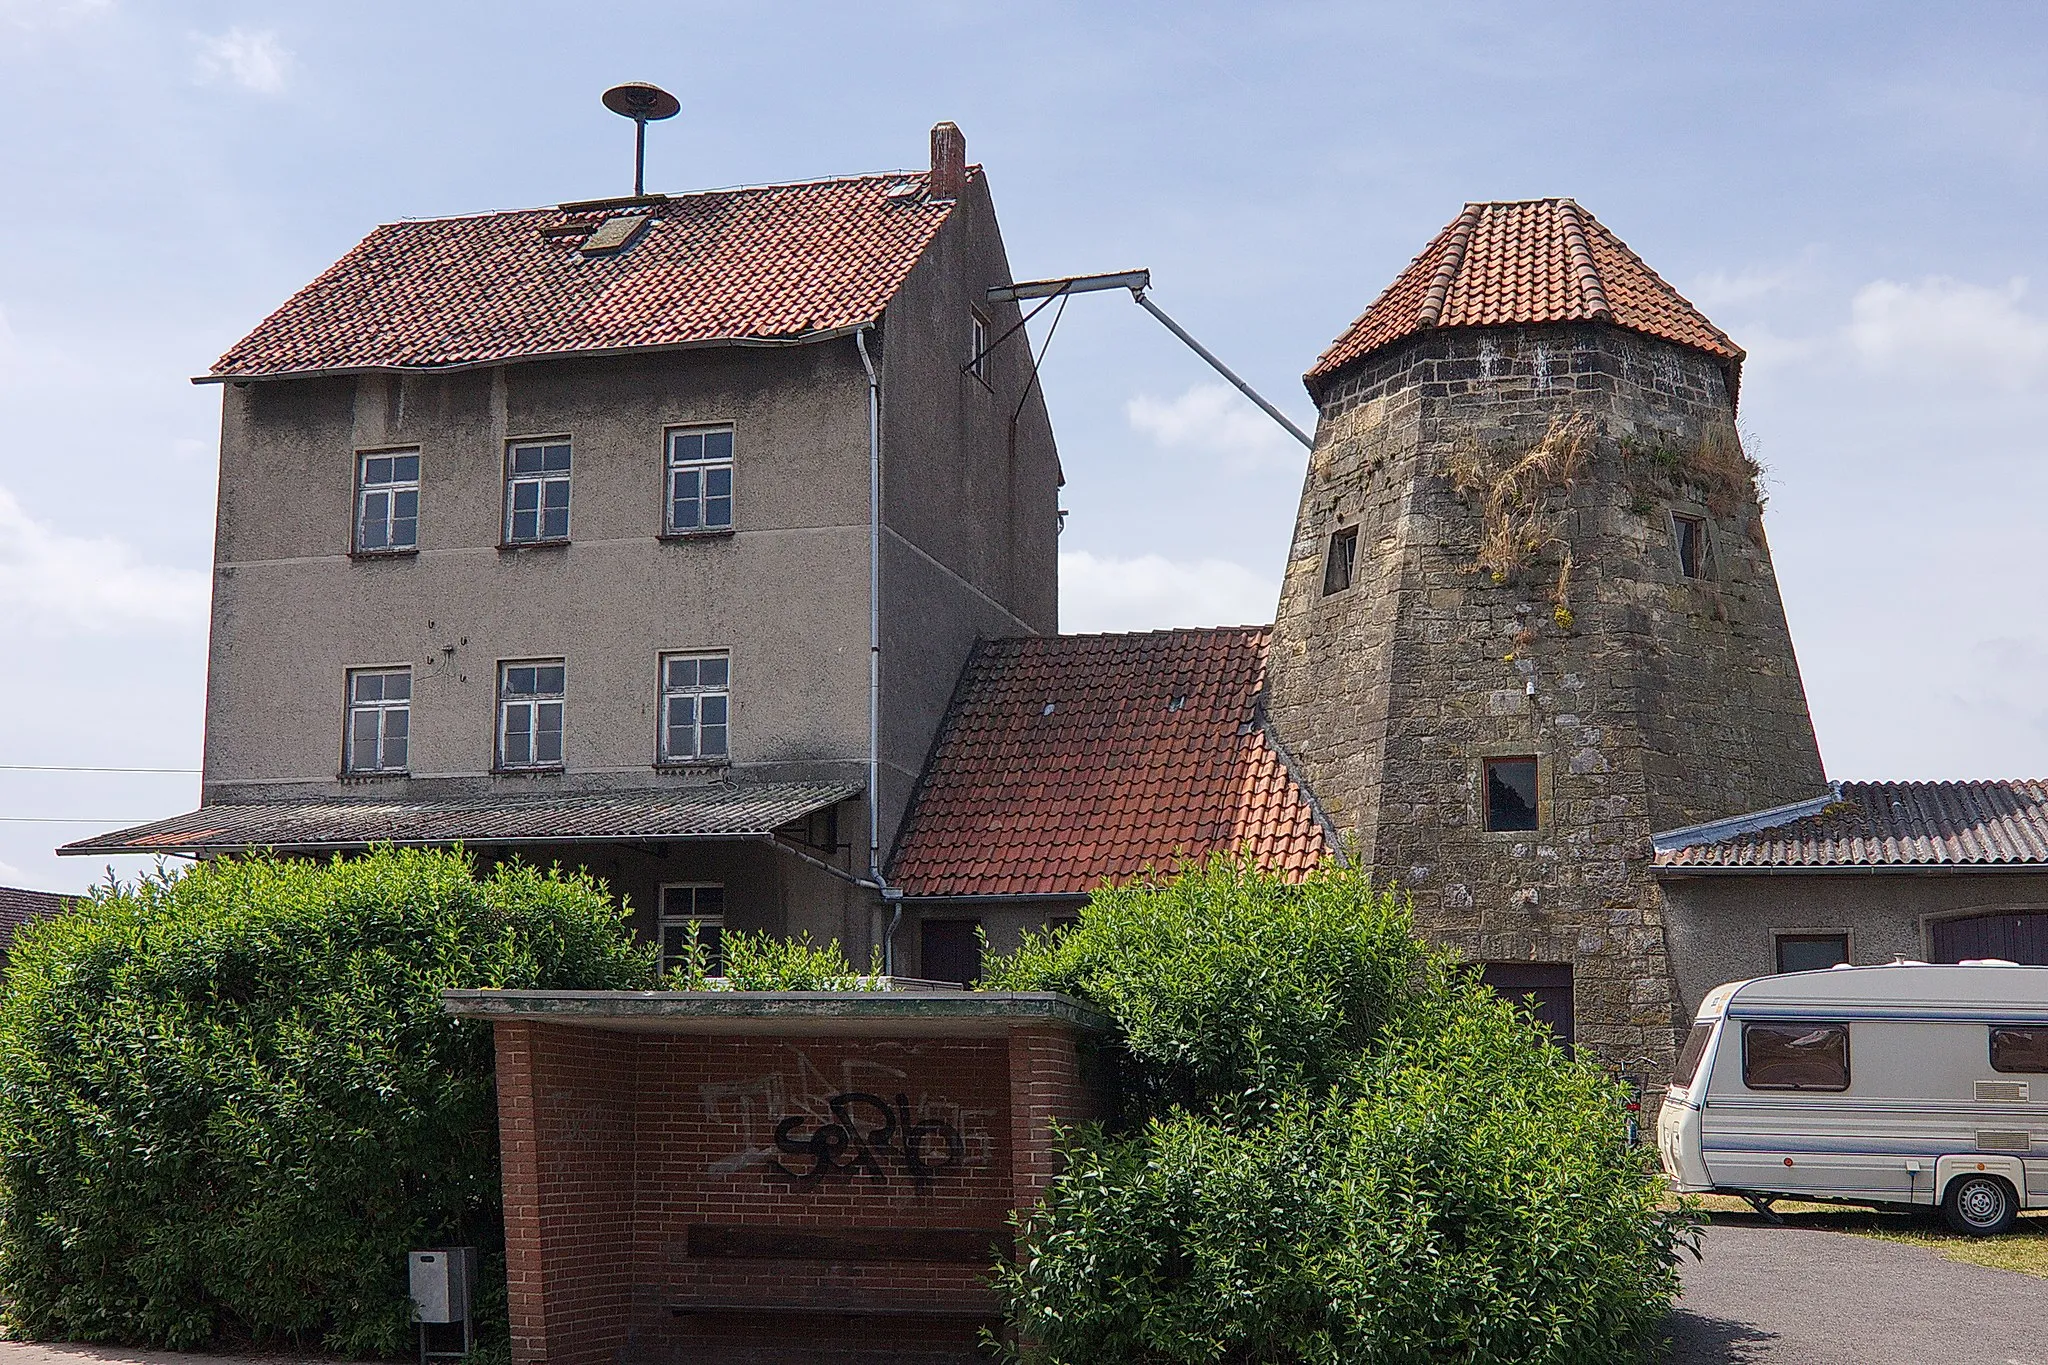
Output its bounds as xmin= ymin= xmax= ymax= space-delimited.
xmin=1679 ymin=1193 xmax=2048 ymax=1278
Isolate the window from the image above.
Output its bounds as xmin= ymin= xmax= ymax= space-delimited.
xmin=665 ymin=426 xmax=734 ymax=534
xmin=498 ymin=661 xmax=565 ymax=769
xmin=1990 ymin=1027 xmax=2048 ymax=1074
xmin=1479 ymin=962 xmax=1574 ymax=1046
xmin=345 ymin=667 xmax=410 ymax=774
xmin=921 ymin=918 xmax=983 ymax=985
xmin=1672 ymin=512 xmax=1712 ymax=579
xmin=1483 ymin=756 xmax=1539 ymax=832
xmin=659 ymin=652 xmax=729 ymax=763
xmin=659 ymin=884 xmax=725 ymax=977
xmin=1775 ymin=932 xmax=1850 ymax=974
xmin=355 ymin=450 xmax=419 ymax=553
xmin=1322 ymin=525 xmax=1359 ymax=595
xmin=505 ymin=440 xmax=571 ymax=544
xmin=1742 ymin=1022 xmax=1849 ymax=1091
xmin=968 ymin=310 xmax=991 ymax=383
xmin=1672 ymin=1021 xmax=1716 ymax=1089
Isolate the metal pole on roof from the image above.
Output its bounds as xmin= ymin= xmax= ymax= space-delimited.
xmin=985 ymin=270 xmax=1314 ymax=450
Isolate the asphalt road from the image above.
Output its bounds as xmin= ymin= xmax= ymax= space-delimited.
xmin=1668 ymin=1220 xmax=2045 ymax=1365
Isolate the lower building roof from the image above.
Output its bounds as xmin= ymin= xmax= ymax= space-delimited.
xmin=887 ymin=626 xmax=1336 ymax=897
xmin=57 ymin=781 xmax=863 ymax=857
xmin=0 ymin=885 xmax=76 ymax=954
xmin=1653 ymin=779 xmax=2048 ymax=873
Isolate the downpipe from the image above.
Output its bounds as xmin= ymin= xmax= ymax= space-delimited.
xmin=855 ymin=326 xmax=902 ymax=974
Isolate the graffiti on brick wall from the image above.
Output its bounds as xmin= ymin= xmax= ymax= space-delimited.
xmin=770 ymin=1091 xmax=965 ymax=1188
xmin=698 ymin=1044 xmax=995 ymax=1185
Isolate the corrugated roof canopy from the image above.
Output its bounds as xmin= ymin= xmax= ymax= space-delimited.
xmin=1654 ymin=780 xmax=2048 ymax=872
xmin=59 ymin=782 xmax=862 ymax=857
xmin=208 ymin=171 xmax=968 ymax=380
xmin=1306 ymin=198 xmax=1741 ymax=398
xmin=888 ymin=627 xmax=1334 ymax=897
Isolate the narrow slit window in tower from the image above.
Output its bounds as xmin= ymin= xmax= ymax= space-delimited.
xmin=1322 ymin=525 xmax=1359 ymax=595
xmin=1483 ymin=756 xmax=1539 ymax=832
xmin=1672 ymin=513 xmax=1712 ymax=580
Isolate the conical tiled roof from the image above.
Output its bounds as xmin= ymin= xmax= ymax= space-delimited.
xmin=1305 ymin=199 xmax=1741 ymax=398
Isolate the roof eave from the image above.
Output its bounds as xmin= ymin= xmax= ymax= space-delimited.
xmin=1654 ymin=860 xmax=2048 ymax=877
xmin=59 ymin=829 xmax=811 ymax=858
xmin=195 ymin=323 xmax=879 ymax=386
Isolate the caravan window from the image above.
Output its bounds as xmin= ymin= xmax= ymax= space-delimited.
xmin=1673 ymin=1022 xmax=1716 ymax=1088
xmin=1990 ymin=1027 xmax=2048 ymax=1074
xmin=1742 ymin=1022 xmax=1849 ymax=1091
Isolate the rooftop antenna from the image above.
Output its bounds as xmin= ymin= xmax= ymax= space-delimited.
xmin=601 ymin=81 xmax=681 ymax=198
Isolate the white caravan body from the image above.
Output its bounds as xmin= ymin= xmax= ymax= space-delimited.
xmin=1658 ymin=964 xmax=2048 ymax=1211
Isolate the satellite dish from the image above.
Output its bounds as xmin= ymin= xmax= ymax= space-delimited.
xmin=601 ymin=82 xmax=680 ymax=197
xmin=603 ymin=82 xmax=681 ymax=122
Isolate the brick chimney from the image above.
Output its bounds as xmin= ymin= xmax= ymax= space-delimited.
xmin=929 ymin=121 xmax=966 ymax=201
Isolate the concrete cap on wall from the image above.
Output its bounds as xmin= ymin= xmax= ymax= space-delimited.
xmin=440 ymin=987 xmax=1110 ymax=1036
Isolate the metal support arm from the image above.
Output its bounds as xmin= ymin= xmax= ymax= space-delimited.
xmin=1130 ymin=290 xmax=1313 ymax=449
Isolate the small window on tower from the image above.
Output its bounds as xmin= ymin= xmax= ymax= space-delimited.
xmin=1672 ymin=513 xmax=1712 ymax=580
xmin=1323 ymin=525 xmax=1359 ymax=595
xmin=1483 ymin=756 xmax=1539 ymax=832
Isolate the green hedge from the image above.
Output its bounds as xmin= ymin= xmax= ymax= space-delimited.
xmin=982 ymin=856 xmax=1693 ymax=1364
xmin=0 ymin=847 xmax=653 ymax=1356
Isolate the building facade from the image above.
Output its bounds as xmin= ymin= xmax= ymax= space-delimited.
xmin=70 ymin=126 xmax=1062 ymax=971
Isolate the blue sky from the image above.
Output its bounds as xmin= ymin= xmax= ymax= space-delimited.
xmin=3 ymin=1 xmax=2045 ymax=891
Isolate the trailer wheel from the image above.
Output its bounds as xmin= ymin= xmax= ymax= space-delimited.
xmin=1941 ymin=1174 xmax=2018 ymax=1236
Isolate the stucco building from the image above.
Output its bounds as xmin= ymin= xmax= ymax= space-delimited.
xmin=69 ymin=126 xmax=1073 ymax=972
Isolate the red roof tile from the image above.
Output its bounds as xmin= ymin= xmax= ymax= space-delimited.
xmin=889 ymin=628 xmax=1334 ymax=897
xmin=210 ymin=171 xmax=970 ymax=379
xmin=1305 ymin=199 xmax=1741 ymax=397
xmin=1653 ymin=781 xmax=2048 ymax=871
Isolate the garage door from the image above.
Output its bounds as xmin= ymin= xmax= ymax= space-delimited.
xmin=1930 ymin=912 xmax=2048 ymax=965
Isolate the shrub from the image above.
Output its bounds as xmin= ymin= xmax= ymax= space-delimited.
xmin=664 ymin=928 xmax=883 ymax=991
xmin=985 ymin=856 xmax=1692 ymax=1365
xmin=980 ymin=855 xmax=1425 ymax=1129
xmin=0 ymin=847 xmax=653 ymax=1357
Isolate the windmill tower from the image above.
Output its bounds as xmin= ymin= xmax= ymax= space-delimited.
xmin=1264 ymin=200 xmax=1825 ymax=1071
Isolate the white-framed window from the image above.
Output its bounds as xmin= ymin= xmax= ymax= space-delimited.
xmin=505 ymin=439 xmax=572 ymax=544
xmin=659 ymin=884 xmax=725 ymax=976
xmin=659 ymin=651 xmax=729 ymax=763
xmin=355 ymin=450 xmax=419 ymax=553
xmin=497 ymin=660 xmax=565 ymax=770
xmin=968 ymin=310 xmax=992 ymax=383
xmin=345 ymin=667 xmax=410 ymax=774
xmin=665 ymin=426 xmax=734 ymax=534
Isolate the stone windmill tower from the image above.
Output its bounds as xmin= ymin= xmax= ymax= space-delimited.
xmin=1264 ymin=199 xmax=1826 ymax=1071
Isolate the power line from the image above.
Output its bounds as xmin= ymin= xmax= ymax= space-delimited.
xmin=0 ymin=765 xmax=198 ymax=775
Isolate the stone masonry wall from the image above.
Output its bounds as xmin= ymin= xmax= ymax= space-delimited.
xmin=1266 ymin=324 xmax=1826 ymax=1078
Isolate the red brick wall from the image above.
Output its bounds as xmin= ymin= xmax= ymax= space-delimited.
xmin=496 ymin=1021 xmax=637 ymax=1365
xmin=497 ymin=1022 xmax=1095 ymax=1365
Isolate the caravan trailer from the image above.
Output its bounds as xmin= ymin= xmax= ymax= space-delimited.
xmin=1657 ymin=962 xmax=2048 ymax=1235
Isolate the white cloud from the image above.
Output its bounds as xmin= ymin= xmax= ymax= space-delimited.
xmin=0 ymin=485 xmax=209 ymax=636
xmin=1684 ymin=264 xmax=1801 ymax=310
xmin=1844 ymin=276 xmax=2048 ymax=388
xmin=1059 ymin=550 xmax=1275 ymax=634
xmin=194 ymin=26 xmax=290 ymax=95
xmin=1126 ymin=383 xmax=1305 ymax=471
xmin=0 ymin=0 xmax=110 ymax=32
xmin=0 ymin=856 xmax=23 ymax=884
